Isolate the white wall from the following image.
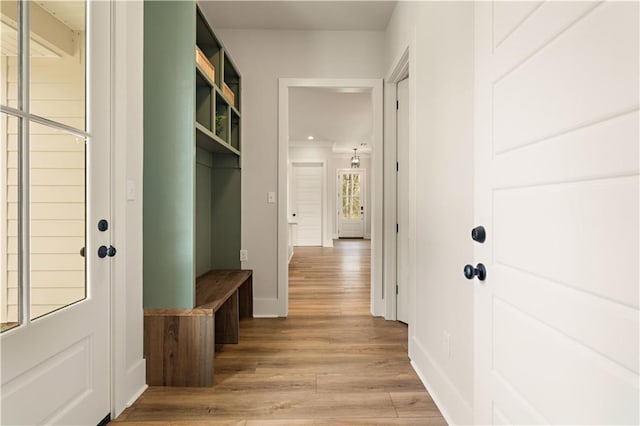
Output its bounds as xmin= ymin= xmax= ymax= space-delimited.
xmin=385 ymin=2 xmax=475 ymax=424
xmin=289 ymin=145 xmax=371 ymax=244
xmin=214 ymin=29 xmax=385 ymax=315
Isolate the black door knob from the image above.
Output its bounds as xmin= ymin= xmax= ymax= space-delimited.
xmin=80 ymin=247 xmax=85 ymax=257
xmin=471 ymin=226 xmax=486 ymax=243
xmin=98 ymin=245 xmax=116 ymax=258
xmin=98 ymin=219 xmax=109 ymax=232
xmin=464 ymin=263 xmax=487 ymax=281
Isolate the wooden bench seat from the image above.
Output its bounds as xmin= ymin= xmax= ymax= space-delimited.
xmin=196 ymin=270 xmax=253 ymax=345
xmin=144 ymin=270 xmax=252 ymax=387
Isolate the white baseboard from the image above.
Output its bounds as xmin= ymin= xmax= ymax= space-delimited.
xmin=253 ymin=297 xmax=282 ymax=317
xmin=323 ymin=239 xmax=334 ymax=247
xmin=126 ymin=383 xmax=148 ymax=408
xmin=410 ymin=336 xmax=473 ymax=425
xmin=124 ymin=358 xmax=147 ymax=407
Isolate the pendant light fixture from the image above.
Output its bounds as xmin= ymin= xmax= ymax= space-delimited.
xmin=350 ymin=148 xmax=360 ymax=168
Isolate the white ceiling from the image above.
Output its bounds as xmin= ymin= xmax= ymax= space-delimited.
xmin=199 ymin=1 xmax=396 ymax=31
xmin=289 ymin=87 xmax=373 ymax=152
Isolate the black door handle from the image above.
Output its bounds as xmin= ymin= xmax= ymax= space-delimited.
xmin=464 ymin=263 xmax=486 ymax=281
xmin=98 ymin=245 xmax=117 ymax=258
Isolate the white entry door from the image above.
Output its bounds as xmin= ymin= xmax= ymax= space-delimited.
xmin=396 ymin=78 xmax=409 ymax=324
xmin=337 ymin=170 xmax=364 ymax=238
xmin=292 ymin=163 xmax=322 ymax=246
xmin=1 ymin=2 xmax=112 ymax=424
xmin=474 ymin=2 xmax=638 ymax=424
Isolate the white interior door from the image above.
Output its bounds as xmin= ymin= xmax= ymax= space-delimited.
xmin=292 ymin=163 xmax=322 ymax=246
xmin=474 ymin=2 xmax=639 ymax=424
xmin=337 ymin=170 xmax=364 ymax=238
xmin=396 ymin=78 xmax=409 ymax=324
xmin=1 ymin=2 xmax=112 ymax=424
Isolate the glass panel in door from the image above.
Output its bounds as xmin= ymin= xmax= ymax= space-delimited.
xmin=29 ymin=121 xmax=85 ymax=320
xmin=29 ymin=1 xmax=86 ymax=130
xmin=1 ymin=113 xmax=20 ymax=332
xmin=341 ymin=173 xmax=361 ymax=219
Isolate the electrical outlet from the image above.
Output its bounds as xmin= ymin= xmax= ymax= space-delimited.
xmin=443 ymin=331 xmax=451 ymax=356
xmin=240 ymin=249 xmax=248 ymax=262
xmin=267 ymin=191 xmax=276 ymax=203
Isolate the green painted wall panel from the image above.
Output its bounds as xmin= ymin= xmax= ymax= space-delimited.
xmin=196 ymin=148 xmax=212 ymax=277
xmin=143 ymin=1 xmax=196 ymax=309
xmin=211 ymin=157 xmax=241 ymax=270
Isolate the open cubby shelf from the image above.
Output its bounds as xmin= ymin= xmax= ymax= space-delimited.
xmin=193 ymin=14 xmax=240 ymax=156
xmin=196 ymin=122 xmax=240 ymax=156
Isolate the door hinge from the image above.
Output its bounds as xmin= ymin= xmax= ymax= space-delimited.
xmin=396 ymin=284 xmax=399 ymax=295
xmin=396 ymin=161 xmax=399 ymax=172
xmin=396 ymin=223 xmax=399 ymax=233
xmin=396 ymin=100 xmax=399 ymax=110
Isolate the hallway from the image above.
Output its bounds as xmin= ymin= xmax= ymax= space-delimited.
xmin=116 ymin=240 xmax=446 ymax=424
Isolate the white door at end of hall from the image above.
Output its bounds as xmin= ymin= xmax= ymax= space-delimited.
xmin=1 ymin=2 xmax=112 ymax=425
xmin=337 ymin=170 xmax=365 ymax=238
xmin=474 ymin=2 xmax=638 ymax=424
xmin=396 ymin=78 xmax=409 ymax=324
xmin=292 ymin=163 xmax=323 ymax=246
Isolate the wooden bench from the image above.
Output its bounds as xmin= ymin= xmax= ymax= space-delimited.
xmin=143 ymin=270 xmax=253 ymax=387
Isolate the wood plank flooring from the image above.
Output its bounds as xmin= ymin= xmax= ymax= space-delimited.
xmin=115 ymin=240 xmax=447 ymax=425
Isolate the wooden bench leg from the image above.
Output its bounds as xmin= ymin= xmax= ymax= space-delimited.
xmin=215 ymin=290 xmax=239 ymax=344
xmin=144 ymin=313 xmax=215 ymax=387
xmin=238 ymin=275 xmax=253 ymax=318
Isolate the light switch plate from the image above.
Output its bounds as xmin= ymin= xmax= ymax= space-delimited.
xmin=127 ymin=180 xmax=136 ymax=201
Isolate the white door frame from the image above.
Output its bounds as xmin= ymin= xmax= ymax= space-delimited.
xmin=290 ymin=161 xmax=326 ymax=246
xmin=395 ymin=78 xmax=410 ymax=324
xmin=384 ymin=43 xmax=417 ymax=322
xmin=110 ymin=0 xmax=147 ymax=418
xmin=336 ymin=168 xmax=366 ymax=239
xmin=278 ymin=78 xmax=384 ymax=317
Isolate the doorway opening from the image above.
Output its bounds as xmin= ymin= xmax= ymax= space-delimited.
xmin=384 ymin=45 xmax=415 ymax=324
xmin=278 ymin=79 xmax=384 ymax=317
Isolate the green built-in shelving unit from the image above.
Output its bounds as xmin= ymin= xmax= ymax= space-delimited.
xmin=144 ymin=1 xmax=242 ymax=309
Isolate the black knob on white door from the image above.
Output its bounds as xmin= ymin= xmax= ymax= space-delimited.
xmin=471 ymin=226 xmax=486 ymax=243
xmin=98 ymin=245 xmax=117 ymax=258
xmin=464 ymin=263 xmax=487 ymax=281
xmin=98 ymin=219 xmax=109 ymax=232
